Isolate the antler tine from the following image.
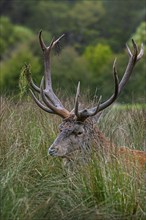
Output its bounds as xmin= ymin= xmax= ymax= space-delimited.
xmin=126 ymin=44 xmax=132 ymax=57
xmin=137 ymin=43 xmax=144 ymax=61
xmin=24 ymin=64 xmax=40 ymax=93
xmin=132 ymin=39 xmax=138 ymax=59
xmin=40 ymin=77 xmax=57 ymax=111
xmin=98 ymin=59 xmax=119 ymax=111
xmin=74 ymin=59 xmax=119 ymax=119
xmin=29 ymin=89 xmax=53 ymax=114
xmin=74 ymin=81 xmax=80 ymax=118
xmin=81 ymin=59 xmax=119 ymax=115
xmin=118 ymin=39 xmax=138 ymax=94
xmin=126 ymin=39 xmax=144 ymax=62
xmin=88 ymin=95 xmax=102 ymax=117
xmin=75 ymin=95 xmax=102 ymax=120
xmin=96 ymin=40 xmax=142 ymax=112
xmin=39 ymin=30 xmax=47 ymax=51
xmin=39 ymin=30 xmax=65 ymax=51
xmin=52 ymin=34 xmax=65 ymax=48
xmin=40 ymin=76 xmax=70 ymax=118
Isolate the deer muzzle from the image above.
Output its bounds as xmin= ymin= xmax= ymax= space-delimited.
xmin=48 ymin=143 xmax=67 ymax=157
xmin=48 ymin=146 xmax=57 ymax=156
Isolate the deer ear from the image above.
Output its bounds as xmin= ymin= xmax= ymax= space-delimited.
xmin=92 ymin=112 xmax=103 ymax=124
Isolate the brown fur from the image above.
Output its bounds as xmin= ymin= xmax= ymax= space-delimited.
xmin=92 ymin=125 xmax=146 ymax=167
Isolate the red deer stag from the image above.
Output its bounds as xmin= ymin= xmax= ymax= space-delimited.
xmin=24 ymin=31 xmax=146 ymax=166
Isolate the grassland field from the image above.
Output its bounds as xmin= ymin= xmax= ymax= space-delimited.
xmin=1 ymin=97 xmax=146 ymax=220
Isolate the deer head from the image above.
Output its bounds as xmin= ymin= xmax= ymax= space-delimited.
xmin=25 ymin=31 xmax=144 ymax=160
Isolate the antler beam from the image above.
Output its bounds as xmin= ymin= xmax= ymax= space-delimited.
xmin=24 ymin=31 xmax=70 ymax=118
xmin=74 ymin=40 xmax=144 ymax=120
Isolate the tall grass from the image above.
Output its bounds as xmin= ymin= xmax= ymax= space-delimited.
xmin=1 ymin=97 xmax=146 ymax=220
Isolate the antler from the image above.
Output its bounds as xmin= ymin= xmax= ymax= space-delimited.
xmin=25 ymin=33 xmax=144 ymax=121
xmin=24 ymin=31 xmax=70 ymax=118
xmin=74 ymin=40 xmax=144 ymax=121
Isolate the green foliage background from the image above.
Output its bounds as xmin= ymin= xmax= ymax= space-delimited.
xmin=0 ymin=0 xmax=145 ymax=103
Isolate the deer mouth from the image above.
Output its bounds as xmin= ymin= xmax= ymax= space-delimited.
xmin=48 ymin=144 xmax=69 ymax=157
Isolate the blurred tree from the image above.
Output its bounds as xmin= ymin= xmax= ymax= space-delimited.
xmin=0 ymin=1 xmax=105 ymax=52
xmin=27 ymin=1 xmax=69 ymax=34
xmin=51 ymin=46 xmax=92 ymax=94
xmin=84 ymin=43 xmax=116 ymax=100
xmin=0 ymin=16 xmax=34 ymax=59
xmin=0 ymin=0 xmax=145 ymax=53
xmin=25 ymin=1 xmax=105 ymax=52
xmin=0 ymin=0 xmax=35 ymax=24
xmin=0 ymin=0 xmax=145 ymax=102
xmin=67 ymin=0 xmax=105 ymax=51
xmin=0 ymin=16 xmax=42 ymax=94
xmin=84 ymin=38 xmax=145 ymax=103
xmin=84 ymin=43 xmax=113 ymax=74
xmin=115 ymin=50 xmax=145 ymax=103
xmin=100 ymin=0 xmax=145 ymax=52
xmin=0 ymin=45 xmax=41 ymax=94
xmin=130 ymin=22 xmax=146 ymax=45
xmin=0 ymin=16 xmax=15 ymax=58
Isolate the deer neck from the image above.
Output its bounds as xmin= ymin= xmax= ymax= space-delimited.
xmin=84 ymin=118 xmax=113 ymax=152
xmin=92 ymin=125 xmax=114 ymax=153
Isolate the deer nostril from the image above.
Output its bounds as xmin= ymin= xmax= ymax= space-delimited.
xmin=48 ymin=147 xmax=57 ymax=156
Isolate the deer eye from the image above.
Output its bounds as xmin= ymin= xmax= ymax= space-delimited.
xmin=77 ymin=131 xmax=83 ymax=136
